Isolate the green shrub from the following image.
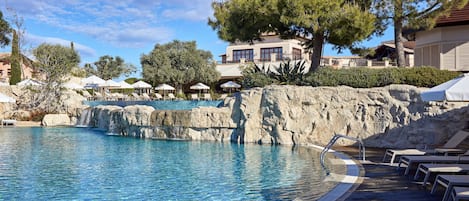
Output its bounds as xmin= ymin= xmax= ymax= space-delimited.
xmin=397 ymin=66 xmax=461 ymax=87
xmin=304 ymin=66 xmax=460 ymax=88
xmin=241 ymin=63 xmax=275 ymax=88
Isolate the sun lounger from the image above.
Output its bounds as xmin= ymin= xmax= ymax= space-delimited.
xmin=131 ymin=93 xmax=140 ymax=100
xmin=219 ymin=94 xmax=228 ymax=100
xmin=413 ymin=163 xmax=469 ymax=186
xmin=383 ymin=149 xmax=427 ymax=165
xmin=82 ymin=90 xmax=93 ymax=100
xmin=431 ymin=175 xmax=469 ymax=201
xmin=94 ymin=91 xmax=104 ymax=100
xmin=383 ymin=130 xmax=469 ymax=165
xmin=398 ymin=155 xmax=469 ymax=175
xmin=142 ymin=93 xmax=151 ymax=100
xmin=168 ymin=93 xmax=176 ymax=100
xmin=154 ymin=93 xmax=163 ymax=100
xmin=203 ymin=93 xmax=211 ymax=100
xmin=1 ymin=119 xmax=16 ymax=126
xmin=451 ymin=187 xmax=469 ymax=201
xmin=191 ymin=94 xmax=199 ymax=100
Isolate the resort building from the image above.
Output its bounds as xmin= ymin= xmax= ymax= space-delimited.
xmin=414 ymin=4 xmax=469 ymax=71
xmin=216 ymin=33 xmax=312 ymax=80
xmin=0 ymin=53 xmax=37 ymax=84
xmin=373 ymin=40 xmax=415 ymax=67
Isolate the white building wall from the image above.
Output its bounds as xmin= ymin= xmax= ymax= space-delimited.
xmin=415 ymin=24 xmax=469 ymax=71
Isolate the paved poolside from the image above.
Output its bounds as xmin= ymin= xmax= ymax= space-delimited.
xmin=335 ymin=146 xmax=443 ymax=201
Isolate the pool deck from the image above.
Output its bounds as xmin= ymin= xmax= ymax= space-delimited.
xmin=334 ymin=146 xmax=443 ymax=201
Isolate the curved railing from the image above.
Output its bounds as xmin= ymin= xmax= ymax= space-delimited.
xmin=320 ymin=133 xmax=366 ymax=173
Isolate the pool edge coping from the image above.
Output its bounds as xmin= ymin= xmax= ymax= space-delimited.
xmin=308 ymin=144 xmax=365 ymax=201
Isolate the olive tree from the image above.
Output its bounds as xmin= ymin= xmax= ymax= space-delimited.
xmin=29 ymin=43 xmax=80 ymax=113
xmin=85 ymin=55 xmax=136 ymax=80
xmin=141 ymin=40 xmax=220 ymax=92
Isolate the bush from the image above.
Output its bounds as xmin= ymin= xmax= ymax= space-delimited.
xmin=241 ymin=63 xmax=275 ymax=88
xmin=304 ymin=66 xmax=460 ymax=88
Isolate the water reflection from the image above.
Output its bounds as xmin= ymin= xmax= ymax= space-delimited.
xmin=0 ymin=127 xmax=345 ymax=200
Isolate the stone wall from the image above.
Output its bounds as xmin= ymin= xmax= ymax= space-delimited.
xmin=82 ymin=85 xmax=469 ymax=149
xmin=83 ymin=104 xmax=237 ymax=142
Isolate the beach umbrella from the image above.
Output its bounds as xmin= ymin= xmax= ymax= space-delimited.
xmin=190 ymin=82 xmax=210 ymax=90
xmin=100 ymin=79 xmax=121 ymax=88
xmin=81 ymin=75 xmax=105 ymax=89
xmin=155 ymin=83 xmax=175 ymax=99
xmin=99 ymin=79 xmax=121 ymax=96
xmin=155 ymin=83 xmax=175 ymax=91
xmin=190 ymin=82 xmax=210 ymax=97
xmin=132 ymin=80 xmax=152 ymax=95
xmin=16 ymin=79 xmax=43 ymax=87
xmin=118 ymin=81 xmax=134 ymax=89
xmin=0 ymin=92 xmax=15 ymax=103
xmin=220 ymin=81 xmax=241 ymax=94
xmin=421 ymin=73 xmax=469 ymax=102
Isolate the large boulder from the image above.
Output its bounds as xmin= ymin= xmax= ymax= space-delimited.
xmin=42 ymin=114 xmax=71 ymax=126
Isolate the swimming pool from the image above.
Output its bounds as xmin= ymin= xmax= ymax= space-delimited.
xmin=0 ymin=127 xmax=347 ymax=200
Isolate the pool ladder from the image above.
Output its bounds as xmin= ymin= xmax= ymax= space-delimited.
xmin=320 ymin=133 xmax=366 ymax=167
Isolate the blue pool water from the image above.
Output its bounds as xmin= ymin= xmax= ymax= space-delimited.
xmin=0 ymin=127 xmax=345 ymax=200
xmin=83 ymin=100 xmax=224 ymax=110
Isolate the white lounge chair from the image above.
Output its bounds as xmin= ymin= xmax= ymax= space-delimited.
xmin=383 ymin=130 xmax=469 ymax=165
xmin=168 ymin=93 xmax=176 ymax=100
xmin=82 ymin=90 xmax=92 ymax=100
xmin=131 ymin=93 xmax=140 ymax=100
xmin=451 ymin=187 xmax=469 ymax=201
xmin=431 ymin=175 xmax=469 ymax=201
xmin=142 ymin=93 xmax=152 ymax=100
xmin=398 ymin=154 xmax=469 ymax=175
xmin=414 ymin=163 xmax=469 ymax=186
xmin=218 ymin=94 xmax=228 ymax=100
xmin=154 ymin=93 xmax=163 ymax=100
xmin=203 ymin=93 xmax=211 ymax=100
xmin=191 ymin=94 xmax=199 ymax=100
xmin=94 ymin=91 xmax=104 ymax=100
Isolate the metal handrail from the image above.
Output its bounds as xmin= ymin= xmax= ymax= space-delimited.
xmin=320 ymin=133 xmax=366 ymax=168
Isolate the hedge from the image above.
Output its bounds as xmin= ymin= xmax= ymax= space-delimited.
xmin=304 ymin=66 xmax=461 ymax=88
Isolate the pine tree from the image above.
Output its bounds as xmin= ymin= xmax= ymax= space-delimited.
xmin=9 ymin=29 xmax=21 ymax=85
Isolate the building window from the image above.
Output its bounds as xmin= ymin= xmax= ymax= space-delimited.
xmin=292 ymin=48 xmax=302 ymax=60
xmin=233 ymin=49 xmax=253 ymax=62
xmin=261 ymin=47 xmax=283 ymax=61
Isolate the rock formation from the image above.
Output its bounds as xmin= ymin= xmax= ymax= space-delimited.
xmin=42 ymin=114 xmax=71 ymax=126
xmin=80 ymin=84 xmax=469 ymax=149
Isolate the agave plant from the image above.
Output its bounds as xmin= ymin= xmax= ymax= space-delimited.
xmin=267 ymin=60 xmax=307 ymax=85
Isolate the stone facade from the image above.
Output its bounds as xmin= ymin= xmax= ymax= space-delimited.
xmin=80 ymin=85 xmax=469 ymax=149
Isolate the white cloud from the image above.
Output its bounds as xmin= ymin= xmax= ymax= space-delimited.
xmin=161 ymin=0 xmax=214 ymax=21
xmin=1 ymin=0 xmax=213 ymax=48
xmin=26 ymin=33 xmax=96 ymax=58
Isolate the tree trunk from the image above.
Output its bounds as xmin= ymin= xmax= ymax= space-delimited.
xmin=394 ymin=4 xmax=406 ymax=67
xmin=310 ymin=31 xmax=325 ymax=72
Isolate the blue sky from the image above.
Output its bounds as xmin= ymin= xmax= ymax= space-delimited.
xmin=0 ymin=0 xmax=394 ymax=81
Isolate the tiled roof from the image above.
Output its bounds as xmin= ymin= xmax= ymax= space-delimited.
xmin=436 ymin=4 xmax=469 ymax=27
